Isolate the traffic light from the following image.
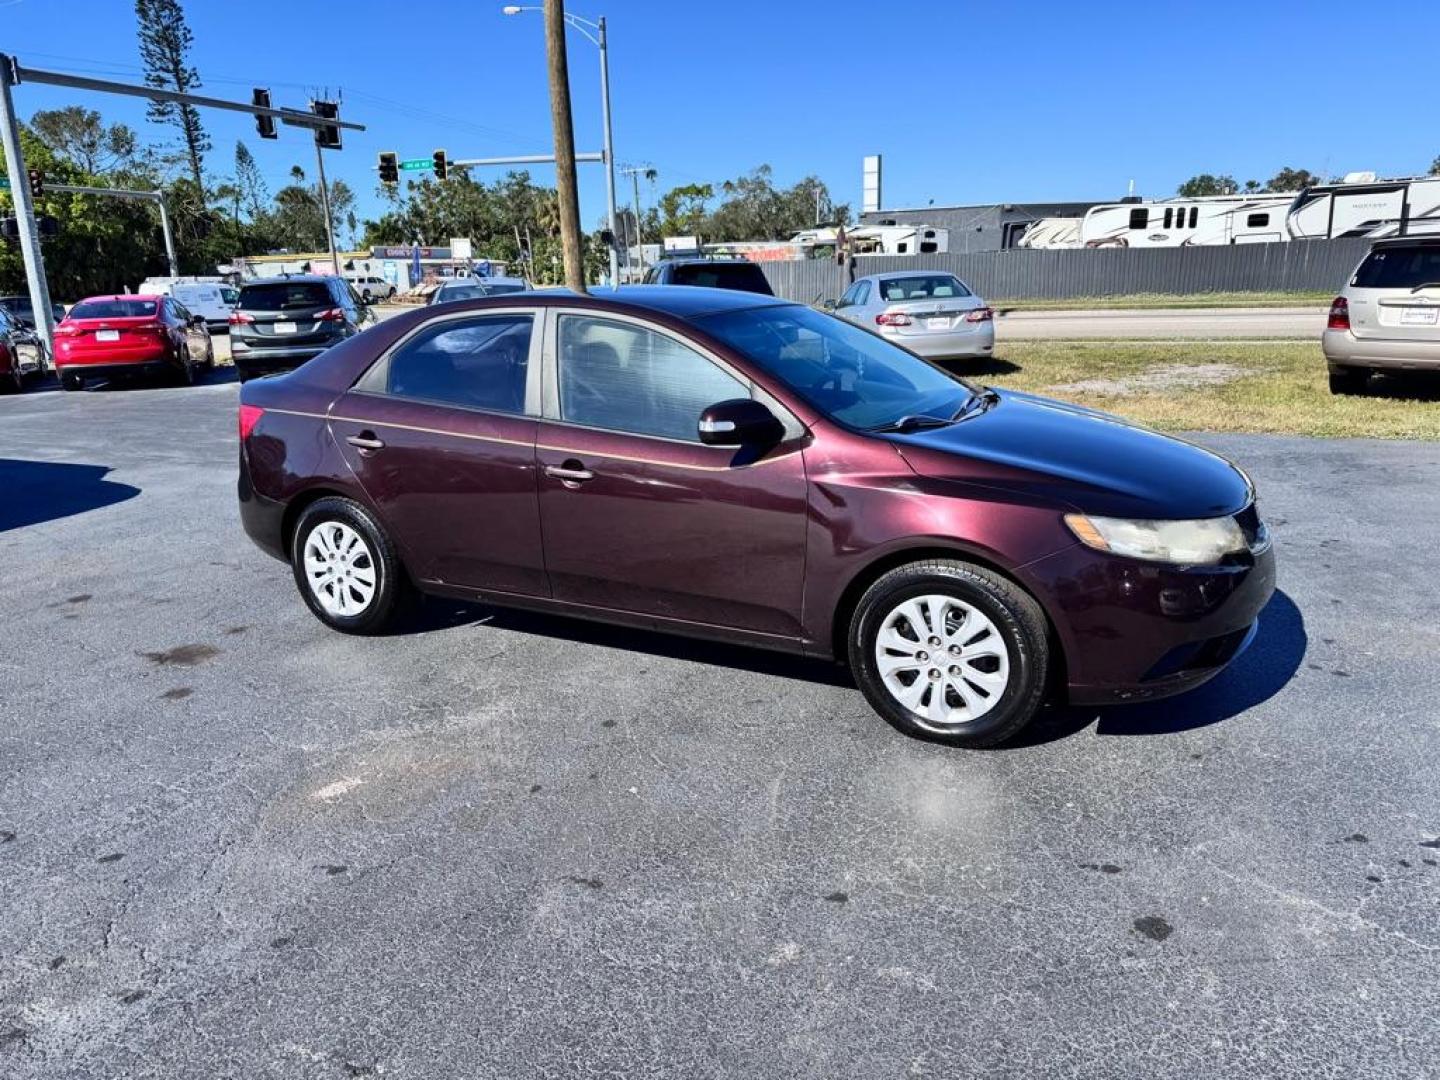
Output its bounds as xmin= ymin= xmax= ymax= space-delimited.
xmin=312 ymin=100 xmax=341 ymax=150
xmin=0 ymin=216 xmax=18 ymax=242
xmin=27 ymin=168 xmax=43 ymax=199
xmin=432 ymin=149 xmax=448 ymax=181
xmin=253 ymin=88 xmax=276 ymax=139
xmin=378 ymin=152 xmax=398 ymax=185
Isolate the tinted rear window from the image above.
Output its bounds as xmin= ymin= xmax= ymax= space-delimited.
xmin=68 ymin=299 xmax=158 ymax=319
xmin=670 ymin=263 xmax=773 ymax=294
xmin=239 ymin=282 xmax=333 ymax=310
xmin=1 ymin=297 xmax=34 ymax=317
xmin=436 ymin=284 xmax=526 ymax=302
xmin=878 ymin=275 xmax=972 ymax=302
xmin=1353 ymin=246 xmax=1440 ymax=289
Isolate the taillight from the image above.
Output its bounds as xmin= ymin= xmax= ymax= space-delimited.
xmin=965 ymin=306 xmax=995 ymax=323
xmin=229 ymin=311 xmax=254 ymax=325
xmin=1327 ymin=297 xmax=1350 ymax=331
xmin=875 ymin=312 xmax=912 ymax=326
xmin=55 ymin=323 xmax=81 ymax=336
xmin=316 ymin=307 xmax=345 ymax=322
xmin=238 ymin=404 xmax=264 ymax=440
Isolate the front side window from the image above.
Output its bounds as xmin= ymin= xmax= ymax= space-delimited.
xmin=699 ymin=303 xmax=974 ymax=431
xmin=558 ymin=315 xmax=747 ymax=441
xmin=382 ymin=315 xmax=532 ymax=414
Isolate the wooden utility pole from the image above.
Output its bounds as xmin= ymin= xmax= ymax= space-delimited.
xmin=545 ymin=0 xmax=587 ymax=293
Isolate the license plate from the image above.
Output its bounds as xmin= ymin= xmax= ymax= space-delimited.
xmin=1400 ymin=307 xmax=1438 ymax=326
xmin=273 ymin=321 xmax=298 ymax=335
xmin=95 ymin=329 xmax=119 ymax=342
xmin=925 ymin=317 xmax=950 ymax=330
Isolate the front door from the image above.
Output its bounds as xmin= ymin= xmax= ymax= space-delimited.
xmin=535 ymin=310 xmax=809 ymax=639
xmin=329 ymin=309 xmax=548 ymax=597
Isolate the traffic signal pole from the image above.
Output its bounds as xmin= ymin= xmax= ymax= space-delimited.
xmin=313 ymin=136 xmax=340 ymax=275
xmin=0 ymin=54 xmax=58 ymax=355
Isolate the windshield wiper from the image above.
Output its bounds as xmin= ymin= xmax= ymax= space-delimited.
xmin=1410 ymin=281 xmax=1440 ymax=293
xmin=867 ymin=414 xmax=955 ymax=433
xmin=950 ymin=386 xmax=1000 ymax=420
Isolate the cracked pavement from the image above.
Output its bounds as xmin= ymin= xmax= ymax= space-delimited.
xmin=1 ymin=375 xmax=1438 ymax=1078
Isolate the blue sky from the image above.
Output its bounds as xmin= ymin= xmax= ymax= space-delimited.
xmin=6 ymin=0 xmax=1440 ymax=235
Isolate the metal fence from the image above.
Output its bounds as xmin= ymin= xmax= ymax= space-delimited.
xmin=758 ymin=239 xmax=1373 ymax=303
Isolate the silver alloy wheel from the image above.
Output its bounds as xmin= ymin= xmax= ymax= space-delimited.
xmin=874 ymin=593 xmax=1011 ymax=731
xmin=302 ymin=521 xmax=378 ymax=617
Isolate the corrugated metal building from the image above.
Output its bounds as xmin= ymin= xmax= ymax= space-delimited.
xmin=859 ymin=200 xmax=1101 ymax=253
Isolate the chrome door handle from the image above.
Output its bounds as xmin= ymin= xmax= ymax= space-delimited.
xmin=346 ymin=433 xmax=385 ymax=451
xmin=545 ymin=463 xmax=595 ymax=483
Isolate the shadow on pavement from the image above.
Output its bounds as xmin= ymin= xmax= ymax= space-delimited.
xmin=0 ymin=458 xmax=141 ymax=532
xmin=397 ymin=595 xmax=854 ymax=688
xmin=1018 ymin=589 xmax=1307 ymax=745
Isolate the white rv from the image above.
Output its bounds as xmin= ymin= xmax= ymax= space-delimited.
xmin=1079 ymin=195 xmax=1294 ymax=248
xmin=1016 ymin=218 xmax=1083 ymax=249
xmin=849 ymin=224 xmax=950 ymax=255
xmin=1286 ymin=173 xmax=1440 ymax=241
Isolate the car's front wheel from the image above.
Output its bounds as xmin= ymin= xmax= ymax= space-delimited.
xmin=291 ymin=497 xmax=407 ymax=635
xmin=1328 ymin=367 xmax=1369 ymax=395
xmin=848 ymin=559 xmax=1049 ymax=747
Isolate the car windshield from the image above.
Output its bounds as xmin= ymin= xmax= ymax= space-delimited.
xmin=1353 ymin=246 xmax=1440 ymax=289
xmin=1 ymin=297 xmax=33 ymax=317
xmin=697 ymin=304 xmax=976 ymax=430
xmin=878 ymin=275 xmax=971 ymax=302
xmin=239 ymin=282 xmax=333 ymax=311
xmin=68 ymin=299 xmax=158 ymax=319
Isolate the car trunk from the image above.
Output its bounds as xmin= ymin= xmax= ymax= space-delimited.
xmin=236 ymin=283 xmax=338 ymax=349
xmin=1348 ymin=245 xmax=1440 ymax=341
xmin=882 ymin=295 xmax=985 ymax=338
xmin=57 ymin=312 xmax=169 ymax=362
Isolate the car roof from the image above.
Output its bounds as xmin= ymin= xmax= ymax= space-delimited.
xmin=71 ymin=294 xmax=160 ymax=303
xmin=860 ymin=270 xmax=963 ymax=282
xmin=240 ymin=275 xmax=334 ymax=286
xmin=595 ymin=285 xmax=789 ymax=317
xmin=662 ymin=258 xmax=761 ymax=267
xmin=439 ymin=276 xmax=527 ymax=286
xmin=1371 ymin=236 xmax=1440 ymax=249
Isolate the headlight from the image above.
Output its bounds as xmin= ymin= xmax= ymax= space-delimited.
xmin=1064 ymin=513 xmax=1247 ymax=565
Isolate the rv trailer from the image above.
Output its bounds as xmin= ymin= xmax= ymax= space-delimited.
xmin=1080 ymin=195 xmax=1294 ymax=248
xmin=1286 ymin=174 xmax=1440 ymax=240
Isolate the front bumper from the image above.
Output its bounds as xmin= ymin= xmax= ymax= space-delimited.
xmin=1026 ymin=540 xmax=1277 ymax=706
xmin=1322 ymin=328 xmax=1440 ymax=371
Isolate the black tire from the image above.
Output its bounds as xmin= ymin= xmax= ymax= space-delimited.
xmin=848 ymin=559 xmax=1049 ymax=748
xmin=174 ymin=347 xmax=195 ymax=386
xmin=0 ymin=362 xmax=20 ymax=395
xmin=1328 ymin=368 xmax=1368 ymax=395
xmin=61 ymin=371 xmax=83 ymax=392
xmin=290 ymin=496 xmax=408 ymax=635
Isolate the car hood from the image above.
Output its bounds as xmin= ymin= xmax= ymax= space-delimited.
xmin=890 ymin=390 xmax=1252 ymax=519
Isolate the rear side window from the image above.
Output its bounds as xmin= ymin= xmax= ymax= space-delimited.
xmin=669 ymin=263 xmax=773 ymax=294
xmin=558 ymin=314 xmax=747 ymax=441
xmin=878 ymin=275 xmax=971 ymax=302
xmin=68 ymin=299 xmax=157 ymax=319
xmin=1352 ymin=246 xmax=1440 ymax=289
xmin=239 ymin=282 xmax=334 ymax=311
xmin=382 ymin=315 xmax=533 ymax=413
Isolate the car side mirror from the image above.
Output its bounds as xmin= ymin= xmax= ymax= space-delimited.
xmin=698 ymin=398 xmax=784 ymax=446
xmin=821 ymin=298 xmax=838 ymax=312
xmin=190 ymin=314 xmax=207 ymax=327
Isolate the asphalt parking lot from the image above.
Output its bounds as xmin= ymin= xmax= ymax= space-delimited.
xmin=2 ymin=376 xmax=1439 ymax=1079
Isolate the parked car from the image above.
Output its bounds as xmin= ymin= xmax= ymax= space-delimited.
xmin=53 ymin=294 xmax=214 ymax=390
xmin=641 ymin=258 xmax=774 ymax=294
xmin=0 ymin=305 xmax=32 ymax=393
xmin=229 ymin=275 xmax=366 ymax=383
xmin=0 ymin=294 xmax=67 ymax=330
xmin=1324 ymin=237 xmax=1440 ymax=394
xmin=828 ymin=272 xmax=994 ymax=360
xmin=237 ymin=287 xmax=1274 ymax=748
xmin=138 ymin=279 xmax=240 ymax=333
xmin=428 ymin=276 xmax=531 ymax=304
xmin=346 ymin=274 xmax=397 ymax=303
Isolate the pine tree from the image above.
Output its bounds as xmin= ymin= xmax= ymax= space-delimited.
xmin=234 ymin=141 xmax=268 ymax=220
xmin=135 ymin=0 xmax=210 ymax=194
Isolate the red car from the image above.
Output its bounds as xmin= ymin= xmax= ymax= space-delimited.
xmin=54 ymin=294 xmax=214 ymax=390
xmin=238 ymin=288 xmax=1275 ymax=747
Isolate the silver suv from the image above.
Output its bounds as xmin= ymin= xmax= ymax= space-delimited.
xmin=1323 ymin=237 xmax=1440 ymax=394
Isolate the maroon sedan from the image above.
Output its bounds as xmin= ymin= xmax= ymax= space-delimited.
xmin=54 ymin=294 xmax=214 ymax=390
xmin=238 ymin=288 xmax=1275 ymax=746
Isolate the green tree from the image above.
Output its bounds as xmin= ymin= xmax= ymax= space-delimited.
xmin=29 ymin=107 xmax=137 ymax=174
xmin=1429 ymin=156 xmax=1440 ymax=177
xmin=1265 ymin=167 xmax=1321 ymax=192
xmin=135 ymin=0 xmax=209 ymax=193
xmin=1176 ymin=174 xmax=1238 ymax=197
xmin=655 ymin=182 xmax=713 ymax=237
xmin=233 ymin=140 xmax=268 ymax=220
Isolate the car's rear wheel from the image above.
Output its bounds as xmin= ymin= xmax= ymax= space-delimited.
xmin=1 ymin=360 xmax=21 ymax=394
xmin=848 ymin=559 xmax=1049 ymax=747
xmin=61 ymin=370 xmax=83 ymax=392
xmin=291 ymin=497 xmax=407 ymax=635
xmin=1328 ymin=367 xmax=1369 ymax=395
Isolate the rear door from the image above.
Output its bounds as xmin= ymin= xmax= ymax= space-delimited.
xmin=1346 ymin=244 xmax=1440 ymax=342
xmin=329 ymin=308 xmax=548 ymax=595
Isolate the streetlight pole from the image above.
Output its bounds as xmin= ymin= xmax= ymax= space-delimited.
xmin=0 ymin=54 xmax=57 ymax=355
xmin=504 ymin=5 xmax=618 ymax=285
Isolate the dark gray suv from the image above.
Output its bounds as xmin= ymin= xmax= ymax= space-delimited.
xmin=230 ymin=275 xmax=366 ymax=382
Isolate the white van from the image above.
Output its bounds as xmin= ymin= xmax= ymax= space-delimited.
xmin=344 ymin=274 xmax=396 ymax=303
xmin=137 ymin=278 xmax=239 ymax=332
